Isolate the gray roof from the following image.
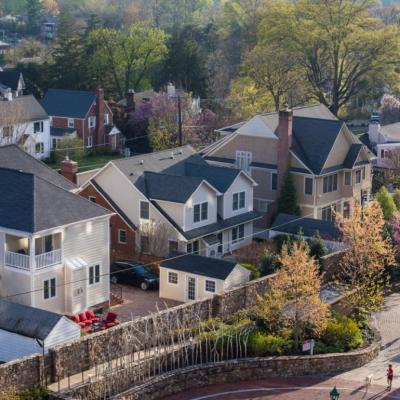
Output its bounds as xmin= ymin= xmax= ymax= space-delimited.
xmin=343 ymin=144 xmax=363 ymax=169
xmin=0 ymin=95 xmax=48 ymax=125
xmin=0 ymin=145 xmax=76 ymax=191
xmin=0 ymin=299 xmax=64 ymax=340
xmin=379 ymin=122 xmax=400 ymax=140
xmin=41 ymin=89 xmax=96 ymax=118
xmin=161 ymin=253 xmax=238 ymax=280
xmin=271 ymin=213 xmax=341 ymax=241
xmin=0 ymin=168 xmax=112 ymax=233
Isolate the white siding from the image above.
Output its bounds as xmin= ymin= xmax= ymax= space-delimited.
xmin=156 ymin=200 xmax=185 ymax=227
xmin=222 ymin=173 xmax=253 ymax=219
xmin=0 ymin=330 xmax=40 ymax=362
xmin=44 ymin=317 xmax=80 ymax=349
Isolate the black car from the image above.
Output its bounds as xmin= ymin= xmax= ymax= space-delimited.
xmin=110 ymin=261 xmax=159 ymax=290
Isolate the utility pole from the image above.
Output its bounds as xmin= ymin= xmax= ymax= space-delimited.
xmin=178 ymin=95 xmax=183 ymax=146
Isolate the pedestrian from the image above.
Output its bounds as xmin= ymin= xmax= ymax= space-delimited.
xmin=387 ymin=364 xmax=394 ymax=391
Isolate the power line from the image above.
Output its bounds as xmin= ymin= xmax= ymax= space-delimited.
xmin=3 ymin=212 xmax=318 ymax=301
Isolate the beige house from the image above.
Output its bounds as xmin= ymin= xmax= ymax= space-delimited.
xmin=204 ymin=104 xmax=372 ymax=223
xmin=159 ymin=254 xmax=251 ymax=302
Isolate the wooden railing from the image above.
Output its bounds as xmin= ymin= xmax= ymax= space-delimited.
xmin=5 ymin=251 xmax=30 ymax=270
xmin=35 ymin=249 xmax=62 ymax=269
xmin=5 ymin=249 xmax=62 ymax=270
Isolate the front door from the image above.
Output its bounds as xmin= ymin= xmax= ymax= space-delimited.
xmin=187 ymin=276 xmax=196 ymax=301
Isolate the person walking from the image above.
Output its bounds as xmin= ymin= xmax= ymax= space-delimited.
xmin=387 ymin=364 xmax=394 ymax=391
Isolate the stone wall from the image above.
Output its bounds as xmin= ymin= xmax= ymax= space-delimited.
xmin=321 ymin=250 xmax=345 ymax=282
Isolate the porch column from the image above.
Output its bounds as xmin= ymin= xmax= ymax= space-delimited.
xmin=29 ymin=236 xmax=36 ymax=271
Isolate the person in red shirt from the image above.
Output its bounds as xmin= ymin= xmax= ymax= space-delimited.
xmin=387 ymin=364 xmax=394 ymax=391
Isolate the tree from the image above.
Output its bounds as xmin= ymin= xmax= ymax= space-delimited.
xmin=337 ymin=201 xmax=394 ymax=318
xmin=257 ymin=241 xmax=329 ymax=348
xmin=376 ymin=186 xmax=397 ymax=220
xmin=277 ymin=173 xmax=301 ymax=216
xmin=89 ymin=22 xmax=167 ymax=98
xmin=308 ymin=232 xmax=327 ymax=262
xmin=53 ymin=137 xmax=86 ymax=165
xmin=380 ymin=94 xmax=400 ymax=126
xmin=26 ymin=0 xmax=44 ymax=35
xmin=257 ymin=0 xmax=400 ymax=115
xmin=393 ymin=189 xmax=400 ymax=210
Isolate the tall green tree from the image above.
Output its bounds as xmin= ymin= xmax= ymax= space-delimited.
xmin=26 ymin=0 xmax=44 ymax=35
xmin=277 ymin=173 xmax=301 ymax=216
xmin=376 ymin=186 xmax=397 ymax=220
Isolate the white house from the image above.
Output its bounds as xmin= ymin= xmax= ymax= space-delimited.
xmin=0 ymin=146 xmax=113 ymax=315
xmin=78 ymin=146 xmax=261 ymax=258
xmin=159 ymin=254 xmax=251 ymax=302
xmin=0 ymin=300 xmax=80 ymax=362
xmin=0 ymin=95 xmax=51 ymax=159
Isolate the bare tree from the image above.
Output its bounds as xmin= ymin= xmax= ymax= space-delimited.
xmin=139 ymin=220 xmax=176 ymax=257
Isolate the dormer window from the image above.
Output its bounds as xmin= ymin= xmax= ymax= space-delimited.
xmin=233 ymin=192 xmax=245 ymax=211
xmin=236 ymin=151 xmax=252 ymax=173
xmin=194 ymin=202 xmax=208 ymax=223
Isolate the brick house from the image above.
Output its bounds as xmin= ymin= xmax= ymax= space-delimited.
xmin=41 ymin=88 xmax=122 ymax=151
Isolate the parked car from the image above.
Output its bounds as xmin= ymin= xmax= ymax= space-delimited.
xmin=110 ymin=261 xmax=159 ymax=290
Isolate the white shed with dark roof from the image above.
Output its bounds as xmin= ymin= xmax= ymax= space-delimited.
xmin=0 ymin=300 xmax=80 ymax=362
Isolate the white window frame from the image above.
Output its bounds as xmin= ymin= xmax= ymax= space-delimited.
xmin=235 ymin=150 xmax=252 ymax=173
xmin=33 ymin=121 xmax=44 ymax=133
xmin=232 ymin=224 xmax=245 ymax=244
xmin=35 ymin=142 xmax=44 ymax=154
xmin=89 ymin=264 xmax=100 ymax=285
xmin=193 ymin=202 xmax=208 ymax=223
xmin=233 ymin=191 xmax=245 ymax=211
xmin=43 ymin=277 xmax=56 ymax=300
xmin=118 ymin=229 xmax=127 ymax=244
xmin=104 ymin=113 xmax=109 ymax=125
xmin=140 ymin=200 xmax=150 ymax=220
xmin=89 ymin=116 xmax=96 ymax=128
xmin=168 ymin=271 xmax=178 ymax=285
xmin=205 ymin=279 xmax=216 ymax=293
xmin=67 ymin=118 xmax=74 ymax=129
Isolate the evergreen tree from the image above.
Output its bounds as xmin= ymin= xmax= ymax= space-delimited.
xmin=26 ymin=0 xmax=43 ymax=36
xmin=277 ymin=173 xmax=300 ymax=216
xmin=376 ymin=186 xmax=397 ymax=221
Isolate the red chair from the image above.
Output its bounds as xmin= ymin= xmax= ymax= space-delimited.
xmin=70 ymin=314 xmax=86 ymax=328
xmin=103 ymin=312 xmax=120 ymax=328
xmin=79 ymin=312 xmax=92 ymax=326
xmin=86 ymin=309 xmax=101 ymax=323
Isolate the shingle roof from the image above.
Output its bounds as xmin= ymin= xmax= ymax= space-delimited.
xmin=0 ymin=299 xmax=64 ymax=340
xmin=0 ymin=168 xmax=112 ymax=233
xmin=50 ymin=127 xmax=76 ymax=137
xmin=41 ymin=89 xmax=96 ymax=118
xmin=271 ymin=213 xmax=341 ymax=241
xmin=0 ymin=145 xmax=76 ymax=191
xmin=343 ymin=144 xmax=363 ymax=169
xmin=0 ymin=69 xmax=22 ymax=90
xmin=0 ymin=95 xmax=48 ymax=124
xmin=161 ymin=253 xmax=238 ymax=280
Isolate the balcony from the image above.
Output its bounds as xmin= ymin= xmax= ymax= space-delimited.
xmin=5 ymin=249 xmax=62 ymax=271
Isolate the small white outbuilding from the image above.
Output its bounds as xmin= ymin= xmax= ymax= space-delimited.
xmin=0 ymin=300 xmax=81 ymax=362
xmin=159 ymin=254 xmax=251 ymax=303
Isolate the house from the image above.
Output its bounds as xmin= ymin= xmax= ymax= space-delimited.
xmin=40 ymin=16 xmax=57 ymax=41
xmin=0 ymin=146 xmax=113 ymax=315
xmin=0 ymin=69 xmax=25 ymax=99
xmin=41 ymin=88 xmax=122 ymax=151
xmin=0 ymin=95 xmax=51 ymax=159
xmin=159 ymin=254 xmax=251 ymax=302
xmin=0 ymin=40 xmax=11 ymax=56
xmin=204 ymin=104 xmax=372 ymax=224
xmin=77 ymin=146 xmax=260 ymax=259
xmin=0 ymin=300 xmax=80 ymax=362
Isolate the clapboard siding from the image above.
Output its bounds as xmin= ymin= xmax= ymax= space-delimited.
xmin=0 ymin=330 xmax=40 ymax=362
xmin=45 ymin=318 xmax=80 ymax=349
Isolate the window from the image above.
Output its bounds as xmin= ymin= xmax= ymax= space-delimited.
xmin=271 ymin=173 xmax=278 ymax=191
xmin=168 ymin=271 xmax=178 ymax=285
xmin=43 ymin=278 xmax=56 ymax=300
xmin=68 ymin=118 xmax=74 ymax=128
xmin=381 ymin=149 xmax=384 ymax=158
xmin=104 ymin=113 xmax=109 ymax=124
xmin=362 ymin=167 xmax=366 ymax=180
xmin=140 ymin=235 xmax=150 ymax=253
xmin=86 ymin=136 xmax=93 ymax=148
xmin=321 ymin=204 xmax=337 ymax=222
xmin=304 ymin=177 xmax=313 ymax=195
xmin=193 ymin=202 xmax=208 ymax=223
xmin=256 ymin=199 xmax=268 ymax=213
xmin=169 ymin=240 xmax=178 ymax=253
xmin=344 ymin=172 xmax=351 ymax=186
xmin=323 ymin=174 xmax=338 ymax=193
xmin=35 ymin=142 xmax=44 ymax=154
xmin=89 ymin=116 xmax=96 ymax=128
xmin=89 ymin=264 xmax=100 ymax=285
xmin=34 ymin=121 xmax=43 ymax=133
xmin=205 ymin=280 xmax=216 ymax=293
xmin=233 ymin=192 xmax=245 ymax=211
xmin=355 ymin=169 xmax=361 ymax=184
xmin=88 ymin=196 xmax=96 ymax=203
xmin=232 ymin=224 xmax=245 ymax=244
xmin=118 ymin=229 xmax=127 ymax=244
xmin=52 ymin=138 xmax=60 ymax=149
xmin=235 ymin=151 xmax=252 ymax=173
xmin=343 ymin=201 xmax=350 ymax=219
xmin=2 ymin=126 xmax=13 ymax=139
xmin=187 ymin=240 xmax=199 ymax=254
xmin=140 ymin=201 xmax=150 ymax=220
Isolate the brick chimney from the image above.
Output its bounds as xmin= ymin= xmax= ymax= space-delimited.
xmin=60 ymin=157 xmax=78 ymax=184
xmin=126 ymin=89 xmax=135 ymax=111
xmin=95 ymin=87 xmax=105 ymax=147
xmin=277 ymin=105 xmax=293 ymax=193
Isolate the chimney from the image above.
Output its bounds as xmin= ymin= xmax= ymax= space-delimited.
xmin=95 ymin=87 xmax=105 ymax=148
xmin=277 ymin=105 xmax=293 ymax=193
xmin=126 ymin=89 xmax=135 ymax=111
xmin=60 ymin=157 xmax=78 ymax=184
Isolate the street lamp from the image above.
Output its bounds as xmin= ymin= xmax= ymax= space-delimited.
xmin=330 ymin=386 xmax=340 ymax=400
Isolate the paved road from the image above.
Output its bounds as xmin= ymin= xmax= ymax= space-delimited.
xmin=163 ymin=292 xmax=400 ymax=400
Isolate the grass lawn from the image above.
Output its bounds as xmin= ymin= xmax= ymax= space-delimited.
xmin=47 ymin=153 xmax=124 ymax=172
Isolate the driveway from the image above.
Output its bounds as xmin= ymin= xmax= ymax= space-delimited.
xmin=110 ymin=284 xmax=182 ymax=322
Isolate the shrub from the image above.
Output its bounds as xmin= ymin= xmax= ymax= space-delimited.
xmin=241 ymin=263 xmax=261 ymax=279
xmin=248 ymin=331 xmax=293 ymax=356
xmin=314 ymin=340 xmax=344 ymax=354
xmin=307 ymin=232 xmax=327 ymax=261
xmin=260 ymin=250 xmax=280 ymax=275
xmin=273 ymin=234 xmax=294 ymax=253
xmin=322 ymin=315 xmax=363 ymax=351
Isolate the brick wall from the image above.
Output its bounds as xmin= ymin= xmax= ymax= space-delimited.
xmin=51 ymin=117 xmax=85 ymax=140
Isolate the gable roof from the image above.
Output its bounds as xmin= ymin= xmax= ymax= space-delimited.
xmin=0 ymin=69 xmax=22 ymax=91
xmin=161 ymin=253 xmax=239 ymax=280
xmin=0 ymin=300 xmax=66 ymax=340
xmin=0 ymin=168 xmax=112 ymax=233
xmin=0 ymin=95 xmax=48 ymax=125
xmin=0 ymin=145 xmax=76 ymax=191
xmin=41 ymin=89 xmax=96 ymax=118
xmin=343 ymin=144 xmax=363 ymax=169
xmin=271 ymin=213 xmax=342 ymax=241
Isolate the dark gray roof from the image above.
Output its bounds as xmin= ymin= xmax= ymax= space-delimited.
xmin=343 ymin=144 xmax=363 ymax=169
xmin=0 ymin=95 xmax=48 ymax=124
xmin=0 ymin=145 xmax=76 ymax=191
xmin=0 ymin=168 xmax=112 ymax=233
xmin=41 ymin=89 xmax=95 ymax=118
xmin=271 ymin=213 xmax=341 ymax=241
xmin=161 ymin=253 xmax=238 ymax=280
xmin=291 ymin=117 xmax=344 ymax=174
xmin=358 ymin=133 xmax=374 ymax=153
xmin=0 ymin=300 xmax=64 ymax=340
xmin=50 ymin=127 xmax=76 ymax=137
xmin=0 ymin=69 xmax=22 ymax=91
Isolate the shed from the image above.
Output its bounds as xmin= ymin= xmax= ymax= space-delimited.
xmin=0 ymin=300 xmax=80 ymax=362
xmin=160 ymin=254 xmax=251 ymax=302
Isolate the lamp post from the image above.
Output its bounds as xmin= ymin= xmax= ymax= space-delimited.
xmin=330 ymin=386 xmax=340 ymax=400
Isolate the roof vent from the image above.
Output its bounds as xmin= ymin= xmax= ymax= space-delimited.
xmin=177 ymin=149 xmax=183 ymax=155
xmin=139 ymin=160 xmax=144 ymax=165
xmin=171 ymin=152 xmax=174 ymax=159
xmin=129 ymin=172 xmax=134 ymax=176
